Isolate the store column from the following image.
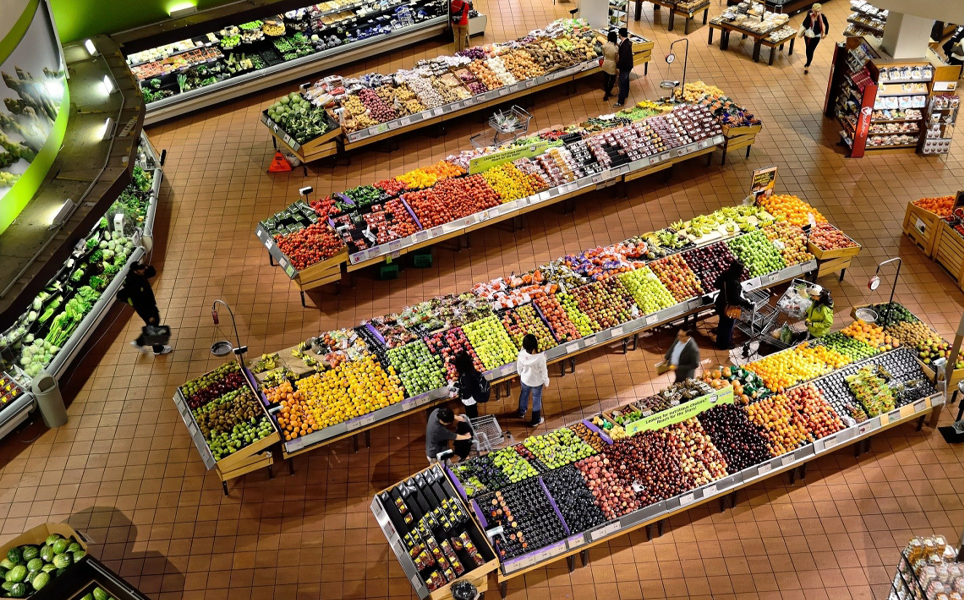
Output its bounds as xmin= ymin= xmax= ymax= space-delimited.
xmin=578 ymin=0 xmax=610 ymax=29
xmin=881 ymin=12 xmax=935 ymax=58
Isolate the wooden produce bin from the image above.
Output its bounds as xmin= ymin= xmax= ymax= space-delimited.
xmin=807 ymin=236 xmax=862 ymax=261
xmin=903 ymin=202 xmax=944 ymax=257
xmin=295 ymin=247 xmax=348 ymax=290
xmin=919 ymin=360 xmax=964 ymax=388
xmin=0 ymin=523 xmax=88 ymax=557
xmin=718 ymin=123 xmax=760 ymax=165
xmin=934 ymin=221 xmax=964 ymax=285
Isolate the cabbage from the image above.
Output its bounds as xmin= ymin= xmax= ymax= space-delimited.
xmin=26 ymin=311 xmax=37 ymax=323
xmin=20 ymin=357 xmax=30 ymax=366
xmin=103 ymin=231 xmax=112 ymax=241
xmin=102 ymin=250 xmax=114 ymax=260
xmin=33 ymin=338 xmax=44 ymax=348
xmin=32 ymin=298 xmax=42 ymax=311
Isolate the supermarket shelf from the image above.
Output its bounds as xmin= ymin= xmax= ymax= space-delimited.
xmin=144 ymin=17 xmax=450 ymax=125
xmin=0 ymin=393 xmax=35 ymax=441
xmin=872 ymin=118 xmax=923 ymax=123
xmin=865 ymin=143 xmax=918 ymax=149
xmin=485 ymin=391 xmax=944 ymax=584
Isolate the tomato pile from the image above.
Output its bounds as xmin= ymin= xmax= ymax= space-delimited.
xmin=275 ymin=222 xmax=344 ymax=269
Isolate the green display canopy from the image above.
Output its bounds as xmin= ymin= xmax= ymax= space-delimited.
xmin=50 ymin=0 xmax=239 ymax=42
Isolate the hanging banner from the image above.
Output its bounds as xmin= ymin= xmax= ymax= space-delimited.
xmin=624 ymin=386 xmax=734 ymax=435
xmin=468 ymin=140 xmax=552 ymax=174
xmin=749 ymin=166 xmax=777 ymax=201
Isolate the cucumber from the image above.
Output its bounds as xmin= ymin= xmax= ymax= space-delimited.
xmin=73 ymin=550 xmax=86 ymax=563
xmin=1 ymin=581 xmax=14 ymax=591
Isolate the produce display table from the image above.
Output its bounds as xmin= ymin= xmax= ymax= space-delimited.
xmin=903 ymin=202 xmax=943 ymax=257
xmin=633 ymin=0 xmax=710 ymax=34
xmin=263 ymin=52 xmax=653 ymax=164
xmin=807 ymin=228 xmax=861 ymax=282
xmin=759 ymin=30 xmax=796 ymax=66
xmin=934 ymin=220 xmax=964 ymax=291
xmin=708 ymin=19 xmax=788 ymax=64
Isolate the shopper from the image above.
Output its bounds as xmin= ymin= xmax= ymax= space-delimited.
xmin=799 ymin=3 xmax=830 ymax=74
xmin=516 ymin=334 xmax=549 ymax=426
xmin=453 ymin=351 xmax=489 ymax=418
xmin=714 ymin=261 xmax=753 ymax=351
xmin=425 ymin=407 xmax=472 ymax=464
xmin=805 ymin=287 xmax=834 ymax=338
xmin=662 ymin=328 xmax=700 ymax=382
xmin=450 ymin=0 xmax=471 ymax=53
xmin=601 ymin=31 xmax=619 ymax=102
xmin=614 ymin=27 xmax=633 ymax=108
xmin=118 ymin=262 xmax=171 ymax=356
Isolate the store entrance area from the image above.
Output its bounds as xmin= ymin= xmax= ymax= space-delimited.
xmin=2 ymin=0 xmax=964 ymax=599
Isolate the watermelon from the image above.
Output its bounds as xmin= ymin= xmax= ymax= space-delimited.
xmin=51 ymin=539 xmax=69 ymax=554
xmin=1 ymin=582 xmax=14 ymax=591
xmin=0 ymin=559 xmax=14 ymax=570
xmin=52 ymin=553 xmax=71 ymax=569
xmin=44 ymin=535 xmax=61 ymax=546
xmin=93 ymin=587 xmax=110 ymax=600
xmin=20 ymin=547 xmax=38 ymax=562
xmin=6 ymin=548 xmax=21 ymax=564
xmin=25 ymin=558 xmax=42 ymax=572
xmin=66 ymin=543 xmax=82 ymax=554
xmin=5 ymin=565 xmax=26 ymax=583
xmin=7 ymin=582 xmax=26 ymax=597
xmin=40 ymin=545 xmax=54 ymax=563
xmin=31 ymin=572 xmax=49 ymax=591
xmin=73 ymin=550 xmax=86 ymax=563
xmin=41 ymin=564 xmax=56 ymax=573
xmin=80 ymin=594 xmax=93 ymax=600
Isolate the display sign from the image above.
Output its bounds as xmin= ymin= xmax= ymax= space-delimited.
xmin=0 ymin=0 xmax=68 ymax=235
xmin=469 ymin=140 xmax=552 ymax=174
xmin=749 ymin=166 xmax=777 ymax=201
xmin=624 ymin=386 xmax=734 ymax=435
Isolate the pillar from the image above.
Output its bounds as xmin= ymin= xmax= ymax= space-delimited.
xmin=577 ymin=0 xmax=611 ymax=29
xmin=881 ymin=12 xmax=935 ymax=59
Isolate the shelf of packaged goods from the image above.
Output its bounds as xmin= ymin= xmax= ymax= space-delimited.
xmin=872 ymin=117 xmax=923 ymax=123
xmin=276 ymin=256 xmax=825 ymax=460
xmin=443 ymin=388 xmax=945 ymax=590
xmin=143 ymin=16 xmax=450 ymax=125
xmin=869 ymin=129 xmax=920 ymax=135
xmin=875 ymin=92 xmax=929 ymax=98
xmin=846 ymin=17 xmax=883 ymax=35
xmin=865 ymin=143 xmax=919 ymax=149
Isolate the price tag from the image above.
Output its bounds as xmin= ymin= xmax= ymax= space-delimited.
xmin=914 ymin=399 xmax=928 ymax=412
xmin=703 ymin=484 xmax=718 ymax=497
xmin=388 ymin=240 xmax=402 ymax=251
xmin=679 ymin=492 xmax=695 ymax=506
xmin=278 ymin=257 xmax=289 ymax=269
xmin=824 ymin=434 xmax=838 ymax=449
xmin=264 ymin=238 xmax=273 ymax=250
xmin=430 ymin=226 xmax=444 ymax=237
xmin=567 ymin=536 xmax=585 ymax=550
xmin=782 ymin=454 xmax=795 ymax=466
xmin=525 ymin=78 xmax=536 ymax=88
xmin=414 ymin=230 xmax=430 ymax=242
xmin=645 ymin=314 xmax=658 ymax=325
xmin=400 ymin=116 xmax=412 ymax=127
xmin=370 ymin=497 xmax=383 ymax=517
xmin=386 ymin=121 xmax=399 ymax=131
xmin=411 ymin=574 xmax=422 ymax=590
xmin=887 ymin=408 xmax=902 ymax=424
xmin=584 ymin=335 xmax=596 ymax=347
xmin=757 ymin=463 xmax=772 ymax=476
xmin=283 ymin=134 xmax=293 ymax=147
xmin=433 ymin=107 xmax=444 ymax=116
xmin=611 ymin=326 xmax=624 ymax=337
xmin=565 ymin=342 xmax=580 ymax=354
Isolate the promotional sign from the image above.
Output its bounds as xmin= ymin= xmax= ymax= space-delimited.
xmin=0 ymin=0 xmax=68 ymax=234
xmin=468 ymin=140 xmax=553 ymax=174
xmin=749 ymin=166 xmax=777 ymax=200
xmin=624 ymin=386 xmax=734 ymax=435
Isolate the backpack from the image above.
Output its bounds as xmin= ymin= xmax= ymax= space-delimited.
xmin=475 ymin=373 xmax=491 ymax=403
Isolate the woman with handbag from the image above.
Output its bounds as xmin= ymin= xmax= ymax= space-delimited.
xmin=799 ymin=3 xmax=830 ymax=74
xmin=714 ymin=261 xmax=753 ymax=350
xmin=453 ymin=351 xmax=489 ymax=418
xmin=601 ymin=31 xmax=618 ymax=102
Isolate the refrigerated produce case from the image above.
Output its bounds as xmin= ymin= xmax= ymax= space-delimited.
xmin=0 ymin=133 xmax=163 ymax=440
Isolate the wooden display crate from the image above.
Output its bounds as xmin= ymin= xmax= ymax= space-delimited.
xmin=721 ymin=123 xmax=762 ymax=137
xmin=918 ymin=360 xmax=964 ymax=387
xmin=807 ymin=235 xmax=861 ymax=260
xmin=816 ymin=255 xmax=853 ymax=279
xmin=902 ymin=202 xmax=943 ymax=257
xmin=295 ymin=247 xmax=348 ymax=290
xmin=935 ymin=221 xmax=964 ymax=283
xmin=217 ymin=449 xmax=273 ymax=483
xmin=0 ymin=523 xmax=88 ymax=557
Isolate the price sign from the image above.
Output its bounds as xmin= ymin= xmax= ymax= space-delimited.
xmin=888 ymin=408 xmax=902 ymax=424
xmin=702 ymin=484 xmax=718 ymax=497
xmin=278 ymin=257 xmax=289 ymax=269
xmin=914 ymin=399 xmax=928 ymax=412
xmin=433 ymin=107 xmax=444 ymax=116
xmin=264 ymin=238 xmax=273 ymax=250
xmin=430 ymin=226 xmax=444 ymax=237
xmin=400 ymin=117 xmax=412 ymax=127
xmin=782 ymin=454 xmax=794 ymax=466
xmin=565 ymin=342 xmax=580 ymax=354
xmin=388 ymin=240 xmax=402 ymax=251
xmin=584 ymin=335 xmax=596 ymax=347
xmin=411 ymin=574 xmax=422 ymax=590
xmin=611 ymin=326 xmax=624 ymax=337
xmin=414 ymin=230 xmax=430 ymax=243
xmin=283 ymin=134 xmax=293 ymax=146
xmin=679 ymin=492 xmax=695 ymax=506
xmin=757 ymin=463 xmax=772 ymax=476
xmin=567 ymin=536 xmax=585 ymax=550
xmin=645 ymin=314 xmax=658 ymax=325
xmin=370 ymin=497 xmax=383 ymax=518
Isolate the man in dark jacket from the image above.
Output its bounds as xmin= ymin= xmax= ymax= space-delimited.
xmin=663 ymin=328 xmax=700 ymax=383
xmin=614 ymin=27 xmax=634 ymax=107
xmin=119 ymin=262 xmax=171 ymax=355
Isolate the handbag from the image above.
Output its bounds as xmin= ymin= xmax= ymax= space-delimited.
xmin=141 ymin=324 xmax=171 ymax=345
xmin=656 ymin=361 xmax=672 ymax=375
xmin=725 ymin=306 xmax=742 ymax=319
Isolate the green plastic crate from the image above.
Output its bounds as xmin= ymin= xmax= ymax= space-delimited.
xmin=412 ymin=248 xmax=433 ymax=268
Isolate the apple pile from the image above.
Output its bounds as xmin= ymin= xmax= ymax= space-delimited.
xmin=618 ymin=267 xmax=675 ymax=314
xmin=697 ymin=404 xmax=772 ymax=473
xmin=649 ymin=254 xmax=705 ymax=302
xmin=424 ymin=327 xmax=484 ymax=381
xmin=744 ymin=393 xmax=811 ymax=456
xmin=386 ymin=340 xmax=447 ymax=396
xmin=522 ymin=428 xmax=596 ymax=469
xmin=726 ymin=230 xmax=786 ymax=278
xmin=667 ymin=419 xmax=729 ymax=487
xmin=362 ymin=200 xmax=419 ymax=245
xmin=462 ymin=316 xmax=517 ymax=370
xmin=681 ymin=242 xmax=746 ymax=291
xmin=557 ymin=292 xmax=598 ymax=336
xmin=275 ymin=222 xmax=345 ymax=270
xmin=784 ymin=384 xmax=844 ymax=442
xmin=499 ymin=305 xmax=556 ymax=352
xmin=574 ymin=454 xmax=640 ymax=519
xmin=761 ymin=222 xmax=813 ymax=266
xmin=808 ymin=223 xmax=858 ymax=252
xmin=569 ymin=279 xmax=635 ymax=331
xmin=533 ymin=295 xmax=583 ymax=342
xmin=490 ymin=446 xmax=539 ymax=483
xmin=614 ymin=432 xmax=686 ymax=505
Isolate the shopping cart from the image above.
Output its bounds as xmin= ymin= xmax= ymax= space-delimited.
xmin=468 ymin=414 xmax=508 ymax=455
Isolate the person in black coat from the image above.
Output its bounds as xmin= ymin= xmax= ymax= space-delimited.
xmin=662 ymin=328 xmax=701 ymax=383
xmin=714 ymin=260 xmax=752 ymax=350
xmin=453 ymin=351 xmax=485 ymax=418
xmin=800 ymin=4 xmax=830 ymax=74
xmin=118 ymin=262 xmax=171 ymax=355
xmin=614 ymin=27 xmax=634 ymax=108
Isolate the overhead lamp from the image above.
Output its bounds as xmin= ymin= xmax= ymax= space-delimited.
xmin=101 ymin=118 xmax=115 ymax=140
xmin=102 ymin=75 xmax=114 ymax=94
xmin=84 ymin=39 xmax=98 ymax=56
xmin=169 ymin=1 xmax=198 ymax=17
xmin=49 ymin=199 xmax=76 ymax=229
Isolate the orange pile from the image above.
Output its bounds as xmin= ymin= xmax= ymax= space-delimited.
xmin=744 ymin=393 xmax=810 ymax=456
xmin=913 ymin=195 xmax=955 ymax=218
xmin=269 ymin=381 xmax=317 ymax=440
xmin=744 ymin=345 xmax=831 ymax=392
xmin=757 ymin=194 xmax=828 ymax=227
xmin=840 ymin=320 xmax=899 ymax=350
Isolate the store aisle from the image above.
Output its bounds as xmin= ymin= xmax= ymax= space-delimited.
xmin=2 ymin=0 xmax=964 ymax=599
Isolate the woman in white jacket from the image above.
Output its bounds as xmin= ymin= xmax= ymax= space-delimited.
xmin=516 ymin=334 xmax=549 ymax=427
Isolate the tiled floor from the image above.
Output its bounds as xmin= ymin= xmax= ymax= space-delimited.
xmin=3 ymin=1 xmax=964 ymax=599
